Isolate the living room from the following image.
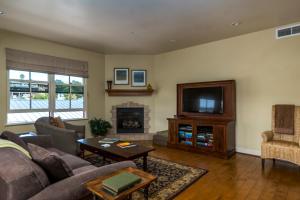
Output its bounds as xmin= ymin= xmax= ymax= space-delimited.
xmin=1 ymin=0 xmax=300 ymax=200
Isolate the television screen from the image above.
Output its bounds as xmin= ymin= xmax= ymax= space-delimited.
xmin=182 ymin=87 xmax=224 ymax=113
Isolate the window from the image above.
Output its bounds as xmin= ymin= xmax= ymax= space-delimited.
xmin=7 ymin=70 xmax=87 ymax=124
xmin=54 ymin=75 xmax=85 ymax=120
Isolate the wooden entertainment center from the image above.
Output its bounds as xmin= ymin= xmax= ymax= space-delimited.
xmin=167 ymin=80 xmax=236 ymax=159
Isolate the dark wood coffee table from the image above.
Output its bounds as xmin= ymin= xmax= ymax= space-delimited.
xmin=78 ymin=138 xmax=155 ymax=171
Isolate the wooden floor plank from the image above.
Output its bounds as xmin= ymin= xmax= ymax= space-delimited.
xmin=148 ymin=145 xmax=300 ymax=200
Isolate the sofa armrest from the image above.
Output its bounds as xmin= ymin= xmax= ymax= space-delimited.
xmin=22 ymin=135 xmax=54 ymax=148
xmin=28 ymin=161 xmax=136 ymax=200
xmin=261 ymin=131 xmax=274 ymax=142
xmin=64 ymin=122 xmax=86 ymax=136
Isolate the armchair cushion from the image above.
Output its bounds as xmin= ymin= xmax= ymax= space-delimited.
xmin=261 ymin=131 xmax=274 ymax=142
xmin=261 ymin=140 xmax=300 ymax=164
xmin=28 ymin=144 xmax=73 ymax=183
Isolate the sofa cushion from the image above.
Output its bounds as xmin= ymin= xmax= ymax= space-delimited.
xmin=0 ymin=131 xmax=29 ymax=152
xmin=0 ymin=148 xmax=49 ymax=200
xmin=60 ymin=154 xmax=91 ymax=170
xmin=46 ymin=147 xmax=67 ymax=156
xmin=28 ymin=144 xmax=73 ymax=183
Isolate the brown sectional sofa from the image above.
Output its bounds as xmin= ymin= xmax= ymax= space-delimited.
xmin=0 ymin=134 xmax=136 ymax=200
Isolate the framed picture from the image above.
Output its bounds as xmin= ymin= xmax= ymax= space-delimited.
xmin=131 ymin=70 xmax=147 ymax=87
xmin=114 ymin=68 xmax=129 ymax=85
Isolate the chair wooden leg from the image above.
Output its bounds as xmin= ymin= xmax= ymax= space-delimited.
xmin=273 ymin=158 xmax=275 ymax=165
xmin=262 ymin=159 xmax=265 ymax=170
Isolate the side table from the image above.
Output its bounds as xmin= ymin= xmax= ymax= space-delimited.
xmin=86 ymin=167 xmax=157 ymax=200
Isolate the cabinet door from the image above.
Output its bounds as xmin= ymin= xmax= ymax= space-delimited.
xmin=168 ymin=119 xmax=177 ymax=144
xmin=214 ymin=125 xmax=226 ymax=153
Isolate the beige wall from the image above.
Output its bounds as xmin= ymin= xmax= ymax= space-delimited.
xmin=0 ymin=30 xmax=105 ymax=137
xmin=104 ymin=55 xmax=155 ymax=133
xmin=153 ymin=27 xmax=300 ymax=154
xmin=1 ymin=25 xmax=300 ymax=155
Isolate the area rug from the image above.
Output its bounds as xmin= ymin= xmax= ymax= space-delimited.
xmin=85 ymin=155 xmax=207 ymax=200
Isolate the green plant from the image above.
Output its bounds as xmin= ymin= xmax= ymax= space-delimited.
xmin=89 ymin=118 xmax=112 ymax=136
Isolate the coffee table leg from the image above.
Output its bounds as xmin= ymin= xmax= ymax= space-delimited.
xmin=143 ymin=155 xmax=147 ymax=171
xmin=92 ymin=193 xmax=98 ymax=200
xmin=80 ymin=149 xmax=85 ymax=159
xmin=144 ymin=186 xmax=149 ymax=200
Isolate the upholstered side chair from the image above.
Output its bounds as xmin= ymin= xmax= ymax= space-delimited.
xmin=261 ymin=106 xmax=300 ymax=169
xmin=34 ymin=117 xmax=85 ymax=156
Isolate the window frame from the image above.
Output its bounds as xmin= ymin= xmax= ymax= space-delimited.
xmin=7 ymin=70 xmax=88 ymax=125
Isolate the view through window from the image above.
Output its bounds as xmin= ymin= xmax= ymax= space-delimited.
xmin=7 ymin=70 xmax=87 ymax=124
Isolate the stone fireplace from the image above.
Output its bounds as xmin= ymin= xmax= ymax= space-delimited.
xmin=109 ymin=102 xmax=152 ymax=140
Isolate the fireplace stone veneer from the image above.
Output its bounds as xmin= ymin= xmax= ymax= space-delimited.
xmin=109 ymin=102 xmax=152 ymax=140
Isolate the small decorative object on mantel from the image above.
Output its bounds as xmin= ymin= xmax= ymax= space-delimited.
xmin=106 ymin=80 xmax=112 ymax=90
xmin=147 ymin=83 xmax=153 ymax=91
xmin=89 ymin=118 xmax=112 ymax=137
xmin=131 ymin=70 xmax=147 ymax=87
xmin=114 ymin=68 xmax=129 ymax=85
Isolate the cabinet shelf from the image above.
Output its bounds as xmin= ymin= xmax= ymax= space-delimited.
xmin=105 ymin=89 xmax=154 ymax=96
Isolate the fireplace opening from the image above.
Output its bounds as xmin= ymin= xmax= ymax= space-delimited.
xmin=117 ymin=108 xmax=144 ymax=133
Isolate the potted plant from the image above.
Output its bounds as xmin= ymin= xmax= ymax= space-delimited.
xmin=89 ymin=118 xmax=112 ymax=137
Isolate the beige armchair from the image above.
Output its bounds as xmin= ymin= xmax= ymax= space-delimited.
xmin=261 ymin=106 xmax=300 ymax=169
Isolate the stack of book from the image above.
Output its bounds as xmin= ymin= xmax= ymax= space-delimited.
xmin=102 ymin=172 xmax=141 ymax=196
xmin=98 ymin=138 xmax=120 ymax=144
xmin=178 ymin=125 xmax=193 ymax=146
xmin=117 ymin=142 xmax=136 ymax=148
xmin=196 ymin=127 xmax=214 ymax=148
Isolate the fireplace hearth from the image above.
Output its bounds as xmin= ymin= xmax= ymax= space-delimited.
xmin=117 ymin=108 xmax=144 ymax=133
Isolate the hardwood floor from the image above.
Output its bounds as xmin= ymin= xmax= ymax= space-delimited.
xmin=149 ymin=145 xmax=300 ymax=200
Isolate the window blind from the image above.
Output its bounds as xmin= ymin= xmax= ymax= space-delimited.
xmin=5 ymin=48 xmax=89 ymax=78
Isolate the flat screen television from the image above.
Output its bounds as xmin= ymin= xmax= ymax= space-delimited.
xmin=182 ymin=87 xmax=224 ymax=114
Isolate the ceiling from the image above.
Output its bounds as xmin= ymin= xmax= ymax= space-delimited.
xmin=0 ymin=0 xmax=300 ymax=54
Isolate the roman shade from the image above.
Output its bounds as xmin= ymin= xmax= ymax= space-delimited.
xmin=6 ymin=48 xmax=88 ymax=78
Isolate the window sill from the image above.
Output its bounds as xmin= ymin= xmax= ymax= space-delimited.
xmin=5 ymin=118 xmax=89 ymax=127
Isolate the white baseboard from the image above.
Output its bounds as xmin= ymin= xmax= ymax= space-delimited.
xmin=236 ymin=147 xmax=261 ymax=156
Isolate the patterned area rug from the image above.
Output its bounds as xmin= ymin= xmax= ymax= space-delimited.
xmin=85 ymin=155 xmax=207 ymax=200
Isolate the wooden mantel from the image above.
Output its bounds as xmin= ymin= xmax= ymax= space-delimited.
xmin=105 ymin=89 xmax=154 ymax=96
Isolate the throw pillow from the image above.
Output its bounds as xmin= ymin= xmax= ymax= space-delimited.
xmin=0 ymin=131 xmax=29 ymax=152
xmin=28 ymin=143 xmax=73 ymax=182
xmin=50 ymin=116 xmax=65 ymax=129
